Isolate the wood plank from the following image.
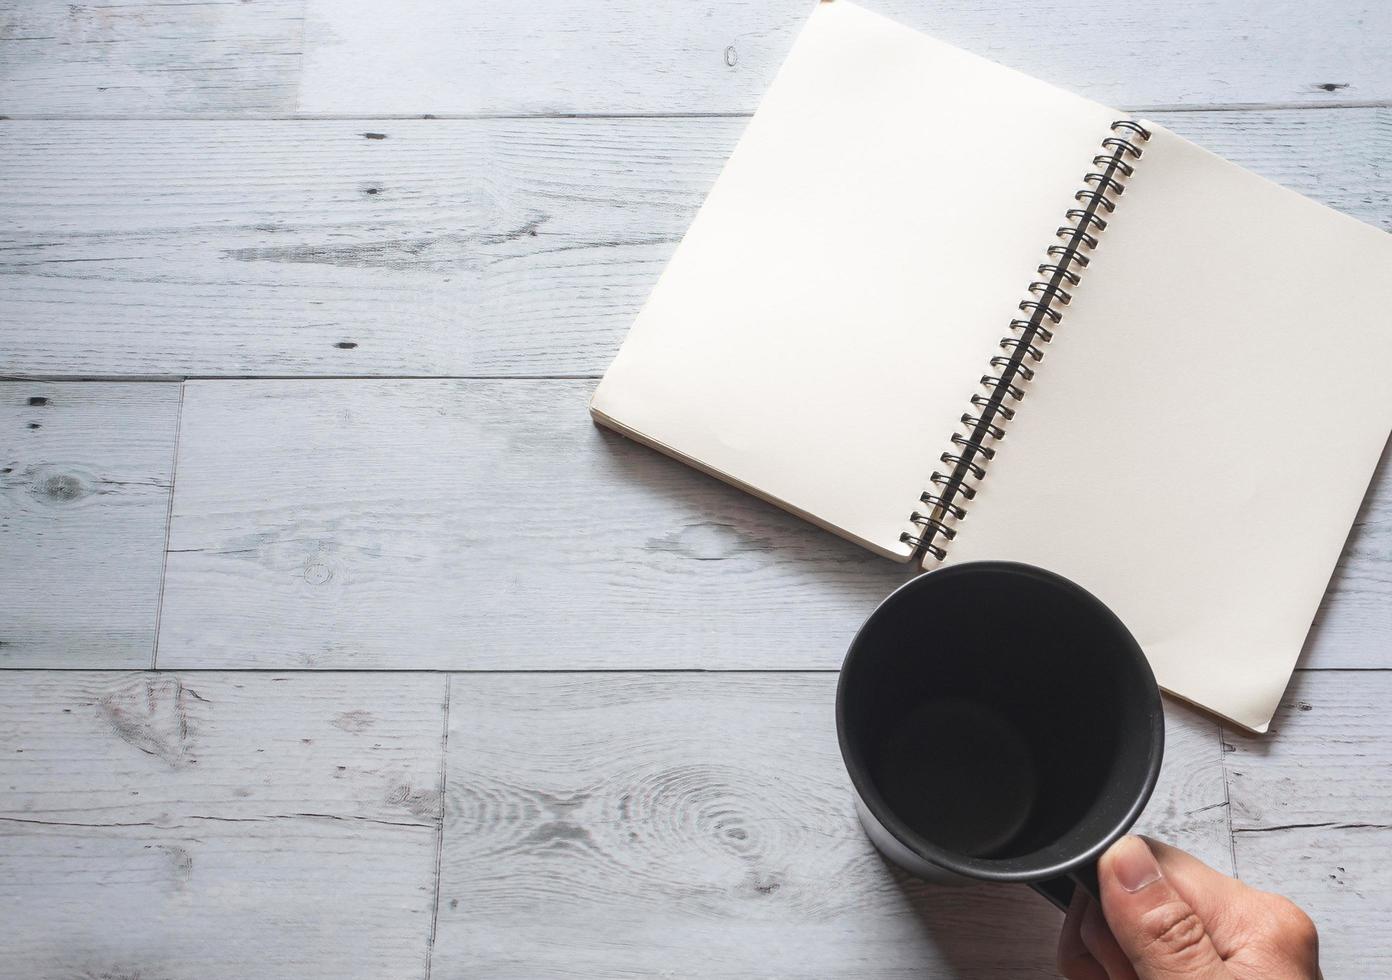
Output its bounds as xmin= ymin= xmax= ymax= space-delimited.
xmin=4 ymin=1 xmax=1389 ymax=119
xmin=0 ymin=382 xmax=179 ymax=667
xmin=3 ymin=109 xmax=1388 ymax=381
xmin=156 ymin=378 xmax=1392 ymax=672
xmin=433 ymin=672 xmax=1228 ymax=978
xmin=0 ymin=0 xmax=303 ymax=116
xmin=6 ymin=0 xmax=1386 ymax=119
xmin=296 ymin=0 xmax=1392 ymax=115
xmin=156 ymin=379 xmax=910 ymax=669
xmin=0 ymin=115 xmax=727 ymax=379
xmin=1304 ymin=445 xmax=1392 ymax=670
xmin=0 ymin=671 xmax=445 ymax=979
xmin=1225 ymin=670 xmax=1392 ymax=975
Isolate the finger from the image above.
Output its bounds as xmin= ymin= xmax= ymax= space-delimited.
xmin=1098 ymin=836 xmax=1229 ymax=980
xmin=1141 ymin=837 xmax=1255 ymax=956
xmin=1145 ymin=838 xmax=1245 ymax=906
xmin=1059 ymin=890 xmax=1112 ymax=980
xmin=1080 ymin=893 xmax=1139 ymax=980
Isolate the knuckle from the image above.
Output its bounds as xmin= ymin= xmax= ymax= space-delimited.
xmin=1139 ymin=901 xmax=1210 ymax=963
xmin=1267 ymin=896 xmax=1319 ymax=951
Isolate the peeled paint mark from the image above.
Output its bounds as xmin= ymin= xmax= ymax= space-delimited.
xmin=224 ymin=238 xmax=442 ymax=269
xmin=1314 ymin=82 xmax=1350 ymax=91
xmin=362 ymin=131 xmax=387 ymax=139
xmin=9 ymin=465 xmax=100 ymax=508
xmin=478 ymin=215 xmax=548 ymax=244
xmin=334 ymin=341 xmax=358 ymax=349
xmin=646 ymin=521 xmax=775 ymax=561
xmin=519 ymin=821 xmax=595 ymax=850
xmin=74 ymin=969 xmax=163 ymax=980
xmin=36 ymin=472 xmax=89 ymax=504
xmin=750 ymin=873 xmax=781 ymax=895
xmin=27 ymin=396 xmax=48 ymax=406
xmin=386 ymin=782 xmax=443 ymax=820
xmin=154 ymin=843 xmax=194 ymax=889
xmin=99 ymin=675 xmax=209 ymax=769
xmin=219 ymin=216 xmax=548 ymax=272
xmin=331 ymin=709 xmax=376 ymax=733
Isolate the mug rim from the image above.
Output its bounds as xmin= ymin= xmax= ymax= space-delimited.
xmin=835 ymin=560 xmax=1165 ymax=883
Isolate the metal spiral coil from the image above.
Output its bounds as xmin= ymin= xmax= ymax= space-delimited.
xmin=969 ymin=393 xmax=1013 ymax=422
xmin=959 ymin=414 xmax=1005 ymax=440
xmin=1037 ymin=263 xmax=1080 ymax=286
xmin=1000 ymin=338 xmax=1045 ymax=361
xmin=989 ymin=356 xmax=1033 ymax=382
xmin=901 ymin=119 xmax=1150 ymax=559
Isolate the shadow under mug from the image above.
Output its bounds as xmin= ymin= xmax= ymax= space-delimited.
xmin=836 ymin=561 xmax=1164 ymax=910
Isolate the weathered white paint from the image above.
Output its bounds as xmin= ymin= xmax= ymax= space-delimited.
xmin=152 ymin=379 xmax=1392 ymax=672
xmin=1225 ymin=670 xmax=1392 ymax=975
xmin=0 ymin=671 xmax=446 ymax=980
xmin=5 ymin=0 xmax=1386 ymax=117
xmin=157 ymin=379 xmax=910 ymax=670
xmin=433 ymin=672 xmax=1229 ymax=978
xmin=1 ymin=4 xmax=1388 ymax=976
xmin=0 ymin=382 xmax=179 ymax=666
xmin=0 ymin=0 xmax=303 ymax=115
xmin=2 ymin=111 xmax=1388 ymax=380
xmin=296 ymin=0 xmax=1392 ymax=115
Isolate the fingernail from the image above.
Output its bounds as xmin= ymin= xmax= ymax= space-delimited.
xmin=1112 ymin=835 xmax=1162 ymax=893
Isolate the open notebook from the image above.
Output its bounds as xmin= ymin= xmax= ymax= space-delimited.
xmin=591 ymin=0 xmax=1392 ymax=733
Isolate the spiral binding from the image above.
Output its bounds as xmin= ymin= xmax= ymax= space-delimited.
xmin=903 ymin=119 xmax=1151 ymax=561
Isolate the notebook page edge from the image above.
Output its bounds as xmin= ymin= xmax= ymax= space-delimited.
xmin=589 ymin=399 xmax=914 ymax=563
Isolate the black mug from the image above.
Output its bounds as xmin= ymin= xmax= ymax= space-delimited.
xmin=836 ymin=561 xmax=1164 ymax=910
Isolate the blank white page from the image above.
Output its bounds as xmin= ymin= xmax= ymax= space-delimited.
xmin=947 ymin=123 xmax=1392 ymax=731
xmin=591 ymin=1 xmax=1117 ymax=558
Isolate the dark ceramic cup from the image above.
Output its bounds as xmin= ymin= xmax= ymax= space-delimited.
xmin=836 ymin=561 xmax=1164 ymax=909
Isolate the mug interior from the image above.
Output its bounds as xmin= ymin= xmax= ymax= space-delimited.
xmin=837 ymin=562 xmax=1163 ymax=881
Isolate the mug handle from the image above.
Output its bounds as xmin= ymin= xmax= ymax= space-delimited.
xmin=1029 ymin=861 xmax=1101 ymax=912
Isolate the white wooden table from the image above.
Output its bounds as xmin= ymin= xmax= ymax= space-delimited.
xmin=2 ymin=2 xmax=1389 ymax=976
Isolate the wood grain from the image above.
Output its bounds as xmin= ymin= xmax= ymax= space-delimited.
xmin=0 ymin=0 xmax=303 ymax=116
xmin=0 ymin=670 xmax=445 ymax=980
xmin=154 ymin=378 xmax=1392 ymax=673
xmin=156 ymin=379 xmax=910 ymax=669
xmin=1224 ymin=670 xmax=1392 ymax=975
xmin=1305 ymin=444 xmax=1392 ymax=671
xmin=433 ymin=672 xmax=1228 ymax=978
xmin=0 ymin=382 xmax=179 ymax=667
xmin=5 ymin=1 xmax=1389 ymax=118
xmin=6 ymin=0 xmax=1387 ymax=119
xmin=2 ymin=109 xmax=1388 ymax=381
xmin=0 ymin=115 xmax=717 ymax=379
xmin=2 ymin=1 xmax=1389 ymax=973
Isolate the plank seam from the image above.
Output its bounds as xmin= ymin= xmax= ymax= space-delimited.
xmin=0 ymin=102 xmax=1389 ymax=121
xmin=150 ymin=381 xmax=186 ymax=670
xmin=425 ymin=673 xmax=452 ymax=980
xmin=1218 ymin=721 xmax=1239 ymax=879
xmin=0 ymin=375 xmax=607 ymax=383
xmin=0 ymin=812 xmax=434 ymax=831
xmin=0 ymin=666 xmax=1384 ymax=674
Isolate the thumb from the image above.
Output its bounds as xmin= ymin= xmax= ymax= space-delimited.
xmin=1097 ymin=836 xmax=1229 ymax=980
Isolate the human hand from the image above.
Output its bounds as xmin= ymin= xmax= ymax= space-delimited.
xmin=1057 ymin=835 xmax=1321 ymax=979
